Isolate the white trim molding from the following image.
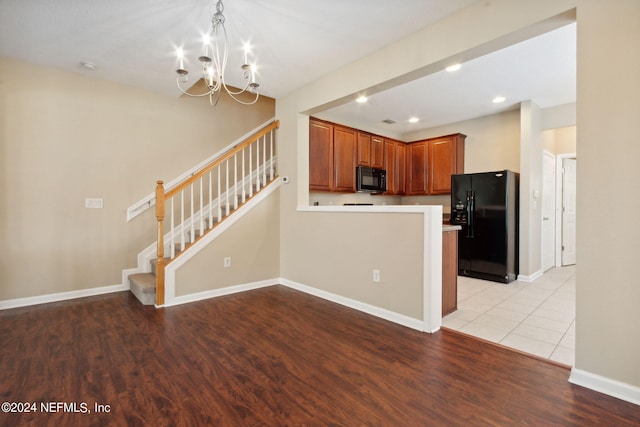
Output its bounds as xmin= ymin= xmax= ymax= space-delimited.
xmin=0 ymin=283 xmax=129 ymax=310
xmin=280 ymin=278 xmax=424 ymax=332
xmin=569 ymin=368 xmax=640 ymax=406
xmin=165 ymin=279 xmax=277 ymax=307
xmin=517 ymin=269 xmax=544 ymax=283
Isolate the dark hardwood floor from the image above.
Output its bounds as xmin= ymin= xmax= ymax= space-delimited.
xmin=1 ymin=285 xmax=639 ymax=426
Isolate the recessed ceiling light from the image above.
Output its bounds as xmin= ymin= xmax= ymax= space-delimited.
xmin=409 ymin=117 xmax=419 ymax=123
xmin=493 ymin=96 xmax=506 ymax=104
xmin=445 ymin=64 xmax=461 ymax=72
xmin=356 ymin=96 xmax=368 ymax=103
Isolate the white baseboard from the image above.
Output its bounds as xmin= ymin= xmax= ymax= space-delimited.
xmin=161 ymin=279 xmax=277 ymax=308
xmin=279 ymin=278 xmax=425 ymax=332
xmin=517 ymin=269 xmax=544 ymax=282
xmin=161 ymin=276 xmax=424 ymax=332
xmin=569 ymin=368 xmax=640 ymax=406
xmin=0 ymin=283 xmax=129 ymax=310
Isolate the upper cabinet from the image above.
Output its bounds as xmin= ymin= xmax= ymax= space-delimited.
xmin=333 ymin=126 xmax=357 ymax=192
xmin=406 ymin=133 xmax=466 ymax=196
xmin=357 ymin=133 xmax=384 ymax=169
xmin=406 ymin=140 xmax=428 ymax=195
xmin=356 ymin=132 xmax=372 ymax=166
xmin=428 ymin=134 xmax=465 ymax=195
xmin=309 ymin=119 xmax=333 ymax=191
xmin=371 ymin=136 xmax=385 ymax=169
xmin=310 ymin=118 xmax=464 ymax=196
xmin=384 ymin=139 xmax=405 ymax=195
xmin=309 ymin=118 xmax=356 ymax=193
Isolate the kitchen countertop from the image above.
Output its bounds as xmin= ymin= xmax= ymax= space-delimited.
xmin=442 ymin=224 xmax=461 ymax=232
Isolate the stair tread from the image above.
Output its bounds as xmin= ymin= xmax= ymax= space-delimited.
xmin=129 ymin=273 xmax=156 ymax=294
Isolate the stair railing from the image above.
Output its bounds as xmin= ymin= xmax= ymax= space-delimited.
xmin=154 ymin=120 xmax=279 ymax=305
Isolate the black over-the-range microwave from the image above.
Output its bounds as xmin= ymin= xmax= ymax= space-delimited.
xmin=356 ymin=166 xmax=387 ymax=193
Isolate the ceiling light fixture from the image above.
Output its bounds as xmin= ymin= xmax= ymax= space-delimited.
xmin=445 ymin=64 xmax=461 ymax=72
xmin=356 ymin=96 xmax=368 ymax=103
xmin=409 ymin=117 xmax=420 ymax=123
xmin=493 ymin=96 xmax=506 ymax=104
xmin=175 ymin=0 xmax=259 ymax=106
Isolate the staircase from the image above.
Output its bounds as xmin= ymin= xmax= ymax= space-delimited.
xmin=128 ymin=120 xmax=279 ymax=306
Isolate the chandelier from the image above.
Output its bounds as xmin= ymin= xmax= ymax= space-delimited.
xmin=175 ymin=0 xmax=260 ymax=106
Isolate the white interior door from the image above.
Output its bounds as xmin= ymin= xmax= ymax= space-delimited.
xmin=542 ymin=151 xmax=556 ymax=271
xmin=562 ymin=158 xmax=577 ymax=265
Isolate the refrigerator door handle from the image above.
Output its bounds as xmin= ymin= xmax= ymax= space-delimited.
xmin=466 ymin=190 xmax=474 ymax=238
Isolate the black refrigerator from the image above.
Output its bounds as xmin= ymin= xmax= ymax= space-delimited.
xmin=450 ymin=170 xmax=519 ymax=283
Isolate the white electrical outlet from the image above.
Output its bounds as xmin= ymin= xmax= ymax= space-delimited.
xmin=224 ymin=257 xmax=232 ymax=268
xmin=373 ymin=269 xmax=380 ymax=283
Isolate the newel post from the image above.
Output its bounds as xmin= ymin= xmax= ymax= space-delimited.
xmin=155 ymin=180 xmax=166 ymax=306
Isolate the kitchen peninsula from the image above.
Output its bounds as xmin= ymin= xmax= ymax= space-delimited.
xmin=297 ymin=204 xmax=455 ymax=333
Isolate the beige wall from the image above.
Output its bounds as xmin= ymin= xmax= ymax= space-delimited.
xmin=283 ymin=210 xmax=426 ymax=319
xmin=575 ymin=0 xmax=640 ymax=386
xmin=543 ymin=126 xmax=576 ymax=154
xmin=0 ymin=57 xmax=275 ymax=301
xmin=404 ymin=108 xmax=522 ymax=174
xmin=175 ymin=189 xmax=280 ymax=296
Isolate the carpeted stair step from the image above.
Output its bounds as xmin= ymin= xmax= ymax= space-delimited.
xmin=129 ymin=272 xmax=156 ymax=305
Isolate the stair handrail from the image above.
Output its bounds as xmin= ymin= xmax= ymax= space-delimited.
xmin=164 ymin=120 xmax=279 ymax=200
xmin=126 ymin=118 xmax=277 ymax=221
xmin=154 ymin=119 xmax=279 ymax=306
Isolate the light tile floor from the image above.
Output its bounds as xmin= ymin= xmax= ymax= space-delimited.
xmin=442 ymin=265 xmax=575 ymax=365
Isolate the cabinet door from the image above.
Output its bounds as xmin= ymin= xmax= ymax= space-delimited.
xmin=356 ymin=132 xmax=371 ymax=166
xmin=384 ymin=140 xmax=396 ymax=194
xmin=396 ymin=141 xmax=406 ymax=195
xmin=384 ymin=139 xmax=406 ymax=195
xmin=406 ymin=141 xmax=428 ymax=195
xmin=309 ymin=119 xmax=333 ymax=191
xmin=428 ymin=134 xmax=465 ymax=195
xmin=333 ymin=126 xmax=357 ymax=192
xmin=371 ymin=136 xmax=385 ymax=169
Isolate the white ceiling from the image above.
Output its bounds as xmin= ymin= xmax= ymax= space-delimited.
xmin=320 ymin=23 xmax=576 ymax=136
xmin=0 ymin=0 xmax=575 ymax=134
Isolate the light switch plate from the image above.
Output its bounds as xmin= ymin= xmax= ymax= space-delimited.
xmin=85 ymin=198 xmax=103 ymax=209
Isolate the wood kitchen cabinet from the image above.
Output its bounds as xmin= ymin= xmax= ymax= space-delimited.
xmin=309 ymin=118 xmax=357 ymax=193
xmin=371 ymin=136 xmax=385 ymax=169
xmin=309 ymin=119 xmax=333 ymax=191
xmin=333 ymin=125 xmax=357 ymax=192
xmin=406 ymin=140 xmax=428 ymax=195
xmin=406 ymin=133 xmax=465 ymax=196
xmin=428 ymin=133 xmax=466 ymax=195
xmin=442 ymin=229 xmax=459 ymax=316
xmin=357 ymin=132 xmax=385 ymax=169
xmin=356 ymin=132 xmax=371 ymax=166
xmin=310 ymin=117 xmax=463 ymax=196
xmin=384 ymin=139 xmax=405 ymax=195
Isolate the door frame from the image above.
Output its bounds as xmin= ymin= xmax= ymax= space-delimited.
xmin=542 ymin=150 xmax=556 ymax=272
xmin=555 ymin=152 xmax=577 ymax=267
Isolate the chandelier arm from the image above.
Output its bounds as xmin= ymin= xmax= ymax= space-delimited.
xmin=222 ymin=80 xmax=252 ymax=95
xmin=176 ymin=76 xmax=217 ymax=97
xmin=223 ymin=89 xmax=260 ymax=105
